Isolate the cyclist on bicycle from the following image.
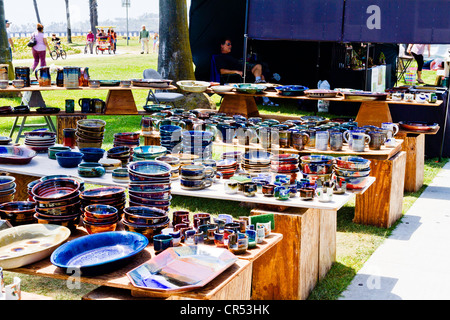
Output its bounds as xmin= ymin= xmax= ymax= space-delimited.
xmin=51 ymin=34 xmax=62 ymax=53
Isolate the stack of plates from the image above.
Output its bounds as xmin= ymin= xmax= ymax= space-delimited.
xmin=270 ymin=154 xmax=300 ymax=184
xmin=121 ymin=206 xmax=170 ymax=241
xmin=241 ymin=151 xmax=272 ymax=174
xmin=181 ymin=131 xmax=213 ymax=160
xmin=113 ymin=132 xmax=140 ymax=149
xmin=216 ymin=159 xmax=238 ymax=179
xmin=133 ymin=145 xmax=167 ymax=161
xmin=80 ymin=187 xmax=127 ymax=218
xmin=0 ymin=136 xmax=12 ymax=145
xmin=24 ymin=131 xmax=56 ymax=153
xmin=334 ymin=156 xmax=371 ymax=190
xmin=127 ymin=161 xmax=172 ymax=212
xmin=31 ymin=178 xmax=82 ymax=231
xmin=107 ymin=146 xmax=131 ymax=167
xmin=0 ymin=201 xmax=36 ymax=226
xmin=76 ymin=119 xmax=106 ymax=149
xmin=159 ymin=125 xmax=182 ymax=154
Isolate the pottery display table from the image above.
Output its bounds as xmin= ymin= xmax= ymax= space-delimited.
xmin=396 ymin=126 xmax=440 ymax=192
xmin=0 ymin=153 xmax=372 ymax=300
xmin=12 ymin=224 xmax=282 ymax=300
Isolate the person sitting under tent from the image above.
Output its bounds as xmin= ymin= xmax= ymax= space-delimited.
xmin=214 ymin=37 xmax=278 ymax=106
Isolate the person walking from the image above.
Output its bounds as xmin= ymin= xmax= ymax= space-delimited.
xmin=30 ymin=23 xmax=51 ymax=72
xmin=407 ymin=43 xmax=431 ymax=84
xmin=153 ymin=32 xmax=159 ymax=53
xmin=5 ymin=20 xmax=15 ymax=60
xmin=86 ymin=30 xmax=95 ymax=54
xmin=139 ymin=25 xmax=150 ymax=54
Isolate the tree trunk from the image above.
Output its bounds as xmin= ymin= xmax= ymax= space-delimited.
xmin=33 ymin=0 xmax=41 ymax=24
xmin=65 ymin=0 xmax=72 ymax=43
xmin=0 ymin=0 xmax=14 ymax=80
xmin=89 ymin=0 xmax=98 ymax=36
xmin=158 ymin=0 xmax=195 ymax=81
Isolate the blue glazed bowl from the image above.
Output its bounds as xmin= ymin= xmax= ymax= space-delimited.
xmin=78 ymin=162 xmax=106 ymax=178
xmin=55 ymin=151 xmax=84 ymax=168
xmin=300 ymin=155 xmax=335 ymax=165
xmin=50 ymin=231 xmax=149 ymax=275
xmin=128 ymin=161 xmax=172 ymax=177
xmin=159 ymin=125 xmax=182 ymax=135
xmin=79 ymin=148 xmax=105 ymax=163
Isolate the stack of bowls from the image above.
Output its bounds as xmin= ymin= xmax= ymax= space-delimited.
xmin=270 ymin=154 xmax=300 ymax=184
xmin=113 ymin=132 xmax=140 ymax=149
xmin=80 ymin=186 xmax=127 ymax=218
xmin=132 ymin=145 xmax=167 ymax=161
xmin=241 ymin=151 xmax=272 ymax=174
xmin=82 ymin=204 xmax=119 ymax=234
xmin=155 ymin=155 xmax=181 ymax=180
xmin=79 ymin=147 xmax=105 ymax=163
xmin=221 ymin=151 xmax=243 ymax=172
xmin=31 ymin=177 xmax=82 ymax=230
xmin=334 ymin=156 xmax=371 ymax=190
xmin=181 ymin=130 xmax=214 ymax=160
xmin=216 ymin=159 xmax=238 ymax=179
xmin=40 ymin=175 xmax=85 ymax=192
xmin=127 ymin=161 xmax=172 ymax=212
xmin=0 ymin=201 xmax=36 ymax=226
xmin=121 ymin=206 xmax=170 ymax=241
xmin=300 ymin=155 xmax=334 ymax=184
xmin=27 ymin=179 xmax=41 ymax=201
xmin=24 ymin=131 xmax=57 ymax=153
xmin=107 ymin=146 xmax=131 ymax=167
xmin=159 ymin=125 xmax=182 ymax=154
xmin=0 ymin=176 xmax=16 ymax=203
xmin=76 ymin=119 xmax=106 ymax=149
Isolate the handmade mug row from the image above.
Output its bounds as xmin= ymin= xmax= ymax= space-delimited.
xmin=391 ymin=92 xmax=438 ymax=103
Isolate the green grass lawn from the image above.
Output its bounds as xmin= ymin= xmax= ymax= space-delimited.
xmin=0 ymin=39 xmax=448 ymax=300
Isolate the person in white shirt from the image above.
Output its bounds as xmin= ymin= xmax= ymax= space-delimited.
xmin=5 ymin=20 xmax=14 ymax=59
xmin=407 ymin=44 xmax=431 ymax=84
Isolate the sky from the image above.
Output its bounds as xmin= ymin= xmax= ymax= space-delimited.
xmin=4 ymin=0 xmax=160 ymax=25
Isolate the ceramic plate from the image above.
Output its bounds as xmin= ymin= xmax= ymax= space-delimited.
xmin=0 ymin=146 xmax=37 ymax=164
xmin=126 ymin=245 xmax=237 ymax=296
xmin=398 ymin=121 xmax=439 ymax=132
xmin=131 ymin=79 xmax=172 ymax=88
xmin=0 ymin=224 xmax=71 ymax=269
xmin=50 ymin=231 xmax=149 ymax=275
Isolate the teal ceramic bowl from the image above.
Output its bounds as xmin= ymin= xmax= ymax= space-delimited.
xmin=48 ymin=146 xmax=72 ymax=160
xmin=78 ymin=162 xmax=106 ymax=178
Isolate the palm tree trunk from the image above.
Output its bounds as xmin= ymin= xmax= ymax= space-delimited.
xmin=0 ymin=0 xmax=14 ymax=80
xmin=89 ymin=0 xmax=98 ymax=36
xmin=158 ymin=0 xmax=195 ymax=81
xmin=65 ymin=0 xmax=72 ymax=43
xmin=33 ymin=0 xmax=41 ymax=24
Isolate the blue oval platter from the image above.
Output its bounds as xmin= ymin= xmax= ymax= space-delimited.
xmin=50 ymin=231 xmax=149 ymax=275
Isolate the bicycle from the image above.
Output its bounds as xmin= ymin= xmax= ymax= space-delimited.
xmin=50 ymin=45 xmax=67 ymax=60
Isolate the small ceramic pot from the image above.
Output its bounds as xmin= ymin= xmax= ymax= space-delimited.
xmin=48 ymin=146 xmax=71 ymax=160
xmin=256 ymin=225 xmax=265 ymax=243
xmin=228 ymin=232 xmax=248 ymax=254
xmin=257 ymin=222 xmax=271 ymax=237
xmin=262 ymin=184 xmax=275 ymax=197
xmin=224 ymin=180 xmax=238 ymax=194
xmin=275 ymin=186 xmax=290 ymax=200
xmin=153 ymin=234 xmax=173 ymax=253
xmin=243 ymin=182 xmax=257 ymax=197
xmin=246 ymin=229 xmax=257 ymax=248
xmin=184 ymin=229 xmax=196 ymax=245
xmin=78 ymin=162 xmax=106 ymax=178
xmin=299 ymin=187 xmax=315 ymax=201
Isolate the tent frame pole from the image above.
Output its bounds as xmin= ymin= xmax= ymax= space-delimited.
xmin=439 ymin=81 xmax=450 ymax=161
xmin=242 ymin=0 xmax=250 ymax=83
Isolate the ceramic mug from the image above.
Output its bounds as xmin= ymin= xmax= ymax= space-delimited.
xmin=243 ymin=182 xmax=257 ymax=197
xmin=256 ymin=226 xmax=265 ymax=243
xmin=329 ymin=130 xmax=343 ymax=151
xmin=350 ymin=132 xmax=371 ymax=152
xmin=316 ymin=186 xmax=333 ymax=202
xmin=291 ymin=131 xmax=310 ymax=151
xmin=299 ymin=187 xmax=315 ymax=200
xmin=224 ymin=180 xmax=239 ymax=194
xmin=315 ymin=130 xmax=329 ymax=151
xmin=153 ymin=234 xmax=173 ymax=253
xmin=404 ymin=93 xmax=414 ymax=102
xmin=180 ymin=177 xmax=212 ymax=190
xmin=274 ymin=186 xmax=290 ymax=200
xmin=181 ymin=164 xmax=214 ymax=180
xmin=391 ymin=92 xmax=403 ymax=101
xmin=262 ymin=184 xmax=275 ymax=197
xmin=368 ymin=130 xmax=386 ymax=150
xmin=381 ymin=122 xmax=399 ymax=138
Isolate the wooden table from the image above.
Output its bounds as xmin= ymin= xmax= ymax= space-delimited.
xmin=396 ymin=126 xmax=440 ymax=192
xmin=12 ymin=222 xmax=282 ymax=300
xmin=0 ymin=154 xmax=372 ymax=300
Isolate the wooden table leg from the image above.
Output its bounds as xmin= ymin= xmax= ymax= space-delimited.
xmin=218 ymin=95 xmax=260 ymax=118
xmin=105 ymin=89 xmax=138 ymax=114
xmin=355 ymin=101 xmax=392 ymax=127
xmin=354 ymin=151 xmax=406 ymax=228
xmin=396 ymin=132 xmax=425 ymax=192
xmin=250 ymin=207 xmax=336 ymax=300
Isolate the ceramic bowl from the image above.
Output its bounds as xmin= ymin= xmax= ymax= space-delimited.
xmin=36 ymin=201 xmax=81 ymax=217
xmin=34 ymin=213 xmax=80 ymax=231
xmin=300 ymin=155 xmax=335 ymax=165
xmin=114 ymin=132 xmax=140 ymax=141
xmin=333 ymin=166 xmax=371 ymax=178
xmin=48 ymin=146 xmax=72 ymax=160
xmin=88 ymin=80 xmax=101 ymax=88
xmin=0 ymin=176 xmax=16 ymax=191
xmin=56 ymin=151 xmax=84 ymax=168
xmin=234 ymin=83 xmax=267 ymax=94
xmin=335 ymin=156 xmax=371 ymax=170
xmin=77 ymin=119 xmax=107 ymax=132
xmin=123 ymin=206 xmax=168 ymax=225
xmin=83 ymin=218 xmax=119 ymax=234
xmin=176 ymin=80 xmax=210 ymax=93
xmin=99 ymin=158 xmax=122 ymax=172
xmin=0 ymin=80 xmax=9 ymax=89
xmin=78 ymin=162 xmax=106 ymax=178
xmin=335 ymin=175 xmax=369 ymax=190
xmin=300 ymin=162 xmax=333 ymax=174
xmin=275 ymin=85 xmax=308 ymax=96
xmin=0 ymin=146 xmax=37 ymax=164
xmin=31 ymin=178 xmax=80 ymax=201
xmin=121 ymin=216 xmax=170 ymax=240
xmin=12 ymin=80 xmax=24 ymax=89
xmin=134 ymin=146 xmax=167 ymax=159
xmin=120 ymin=80 xmax=132 ymax=88
xmin=128 ymin=183 xmax=171 ymax=193
xmin=0 ymin=201 xmax=36 ymax=225
xmin=128 ymin=160 xmax=172 ymax=177
xmin=79 ymin=148 xmax=105 ymax=162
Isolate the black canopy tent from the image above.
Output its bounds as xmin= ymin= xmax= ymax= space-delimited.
xmin=189 ymin=0 xmax=450 ymax=158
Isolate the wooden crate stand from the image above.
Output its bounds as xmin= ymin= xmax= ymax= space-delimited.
xmin=396 ymin=132 xmax=425 ymax=192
